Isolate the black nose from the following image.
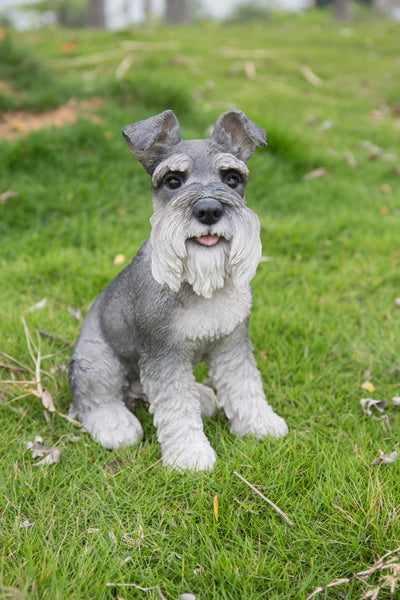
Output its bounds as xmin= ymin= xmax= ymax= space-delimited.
xmin=193 ymin=198 xmax=224 ymax=226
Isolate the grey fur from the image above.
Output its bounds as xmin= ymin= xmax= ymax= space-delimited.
xmin=68 ymin=109 xmax=288 ymax=471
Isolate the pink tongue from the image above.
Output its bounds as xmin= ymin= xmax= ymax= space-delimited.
xmin=197 ymin=235 xmax=219 ymax=247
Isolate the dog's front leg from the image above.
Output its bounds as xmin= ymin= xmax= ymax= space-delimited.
xmin=208 ymin=323 xmax=288 ymax=439
xmin=140 ymin=357 xmax=216 ymax=471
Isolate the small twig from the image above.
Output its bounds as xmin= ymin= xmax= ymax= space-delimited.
xmin=57 ymin=412 xmax=83 ymax=429
xmin=21 ymin=317 xmax=39 ymax=368
xmin=377 ymin=547 xmax=400 ymax=565
xmin=0 ymin=361 xmax=27 ymax=375
xmin=0 ymin=352 xmax=36 ymax=376
xmin=0 ymin=380 xmax=37 ymax=385
xmin=1 ymin=323 xmax=82 ymax=431
xmin=21 ymin=317 xmax=56 ymax=411
xmin=305 ymin=547 xmax=400 ymax=599
xmin=1 ymin=392 xmax=32 ymax=405
xmin=233 ymin=470 xmax=295 ymax=527
xmin=35 ymin=329 xmax=74 ymax=361
xmin=106 ymin=582 xmax=155 ymax=591
xmin=36 ymin=329 xmax=73 ymax=348
xmin=306 ymin=565 xmax=395 ymax=599
xmin=157 ymin=587 xmax=168 ymax=600
xmin=144 ymin=457 xmax=163 ymax=472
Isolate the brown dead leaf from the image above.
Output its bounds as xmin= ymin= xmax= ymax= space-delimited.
xmin=371 ymin=449 xmax=397 ymax=466
xmin=33 ymin=448 xmax=61 ymax=466
xmin=261 ymin=350 xmax=268 ymax=361
xmin=19 ymin=519 xmax=34 ymax=528
xmin=67 ymin=306 xmax=82 ymax=321
xmin=28 ymin=386 xmax=56 ymax=413
xmin=360 ymin=398 xmax=386 ymax=416
xmin=28 ymin=297 xmax=47 ymax=312
xmin=106 ymin=456 xmax=125 ymax=475
xmin=320 ymin=120 xmax=334 ymax=130
xmin=380 ymin=184 xmax=392 ymax=194
xmin=303 ymin=168 xmax=329 ymax=180
xmin=26 ymin=437 xmax=45 ymax=455
xmin=343 ymin=150 xmax=357 ymax=168
xmin=171 ymin=56 xmax=187 ymax=67
xmin=59 ymin=41 xmax=77 ymax=54
xmin=304 ymin=114 xmax=318 ymax=125
xmin=244 ymin=61 xmax=256 ymax=79
xmin=359 ymin=140 xmax=397 ymax=162
xmin=26 ymin=438 xmax=61 ymax=465
xmin=391 ymin=103 xmax=400 ymax=116
xmin=369 ymin=110 xmax=386 ymax=121
xmin=42 ymin=388 xmax=56 ymax=412
xmin=359 ymin=140 xmax=381 ymax=157
xmin=300 ymin=65 xmax=323 ymax=87
xmin=115 ymin=55 xmax=134 ymax=80
xmin=0 ymin=189 xmax=19 ymax=204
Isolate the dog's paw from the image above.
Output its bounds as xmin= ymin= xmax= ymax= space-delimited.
xmin=81 ymin=404 xmax=143 ymax=449
xmin=195 ymin=382 xmax=218 ymax=418
xmin=229 ymin=403 xmax=288 ymax=440
xmin=162 ymin=436 xmax=217 ymax=472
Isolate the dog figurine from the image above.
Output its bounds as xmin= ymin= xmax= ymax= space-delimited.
xmin=68 ymin=109 xmax=288 ymax=471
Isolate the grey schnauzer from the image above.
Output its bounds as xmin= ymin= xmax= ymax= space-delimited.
xmin=68 ymin=109 xmax=288 ymax=471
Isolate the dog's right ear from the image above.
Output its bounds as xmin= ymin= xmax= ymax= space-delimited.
xmin=122 ymin=110 xmax=182 ymax=174
xmin=211 ymin=109 xmax=266 ymax=163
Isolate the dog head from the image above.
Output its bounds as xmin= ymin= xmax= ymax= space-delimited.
xmin=122 ymin=110 xmax=266 ymax=299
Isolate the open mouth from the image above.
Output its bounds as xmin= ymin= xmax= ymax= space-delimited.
xmin=195 ymin=235 xmax=220 ymax=247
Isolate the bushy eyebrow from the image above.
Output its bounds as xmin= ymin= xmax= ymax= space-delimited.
xmin=214 ymin=153 xmax=249 ymax=180
xmin=152 ymin=154 xmax=193 ymax=188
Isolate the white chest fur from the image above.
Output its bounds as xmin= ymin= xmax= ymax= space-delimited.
xmin=173 ymin=281 xmax=252 ymax=343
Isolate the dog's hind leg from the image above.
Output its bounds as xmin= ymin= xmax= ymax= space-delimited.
xmin=68 ymin=340 xmax=143 ymax=450
xmin=195 ymin=382 xmax=217 ymax=417
xmin=207 ymin=323 xmax=288 ymax=440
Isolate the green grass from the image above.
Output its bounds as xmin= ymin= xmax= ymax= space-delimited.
xmin=1 ymin=10 xmax=400 ymax=600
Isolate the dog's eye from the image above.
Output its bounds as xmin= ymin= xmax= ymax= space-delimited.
xmin=222 ymin=170 xmax=242 ymax=189
xmin=164 ymin=173 xmax=183 ymax=190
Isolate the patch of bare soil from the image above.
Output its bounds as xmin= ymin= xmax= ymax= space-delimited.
xmin=0 ymin=78 xmax=24 ymax=98
xmin=0 ymin=98 xmax=104 ymax=139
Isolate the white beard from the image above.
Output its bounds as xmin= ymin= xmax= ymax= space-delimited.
xmin=182 ymin=240 xmax=230 ymax=299
xmin=150 ymin=197 xmax=262 ymax=299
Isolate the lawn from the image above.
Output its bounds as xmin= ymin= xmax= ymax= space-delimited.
xmin=1 ymin=10 xmax=400 ymax=600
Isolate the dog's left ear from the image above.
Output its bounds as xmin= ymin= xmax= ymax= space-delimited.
xmin=122 ymin=110 xmax=182 ymax=174
xmin=211 ymin=110 xmax=266 ymax=162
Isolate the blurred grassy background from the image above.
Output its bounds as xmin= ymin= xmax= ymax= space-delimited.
xmin=1 ymin=11 xmax=400 ymax=600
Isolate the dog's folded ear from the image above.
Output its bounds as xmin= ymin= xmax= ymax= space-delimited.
xmin=211 ymin=110 xmax=266 ymax=162
xmin=122 ymin=110 xmax=182 ymax=174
